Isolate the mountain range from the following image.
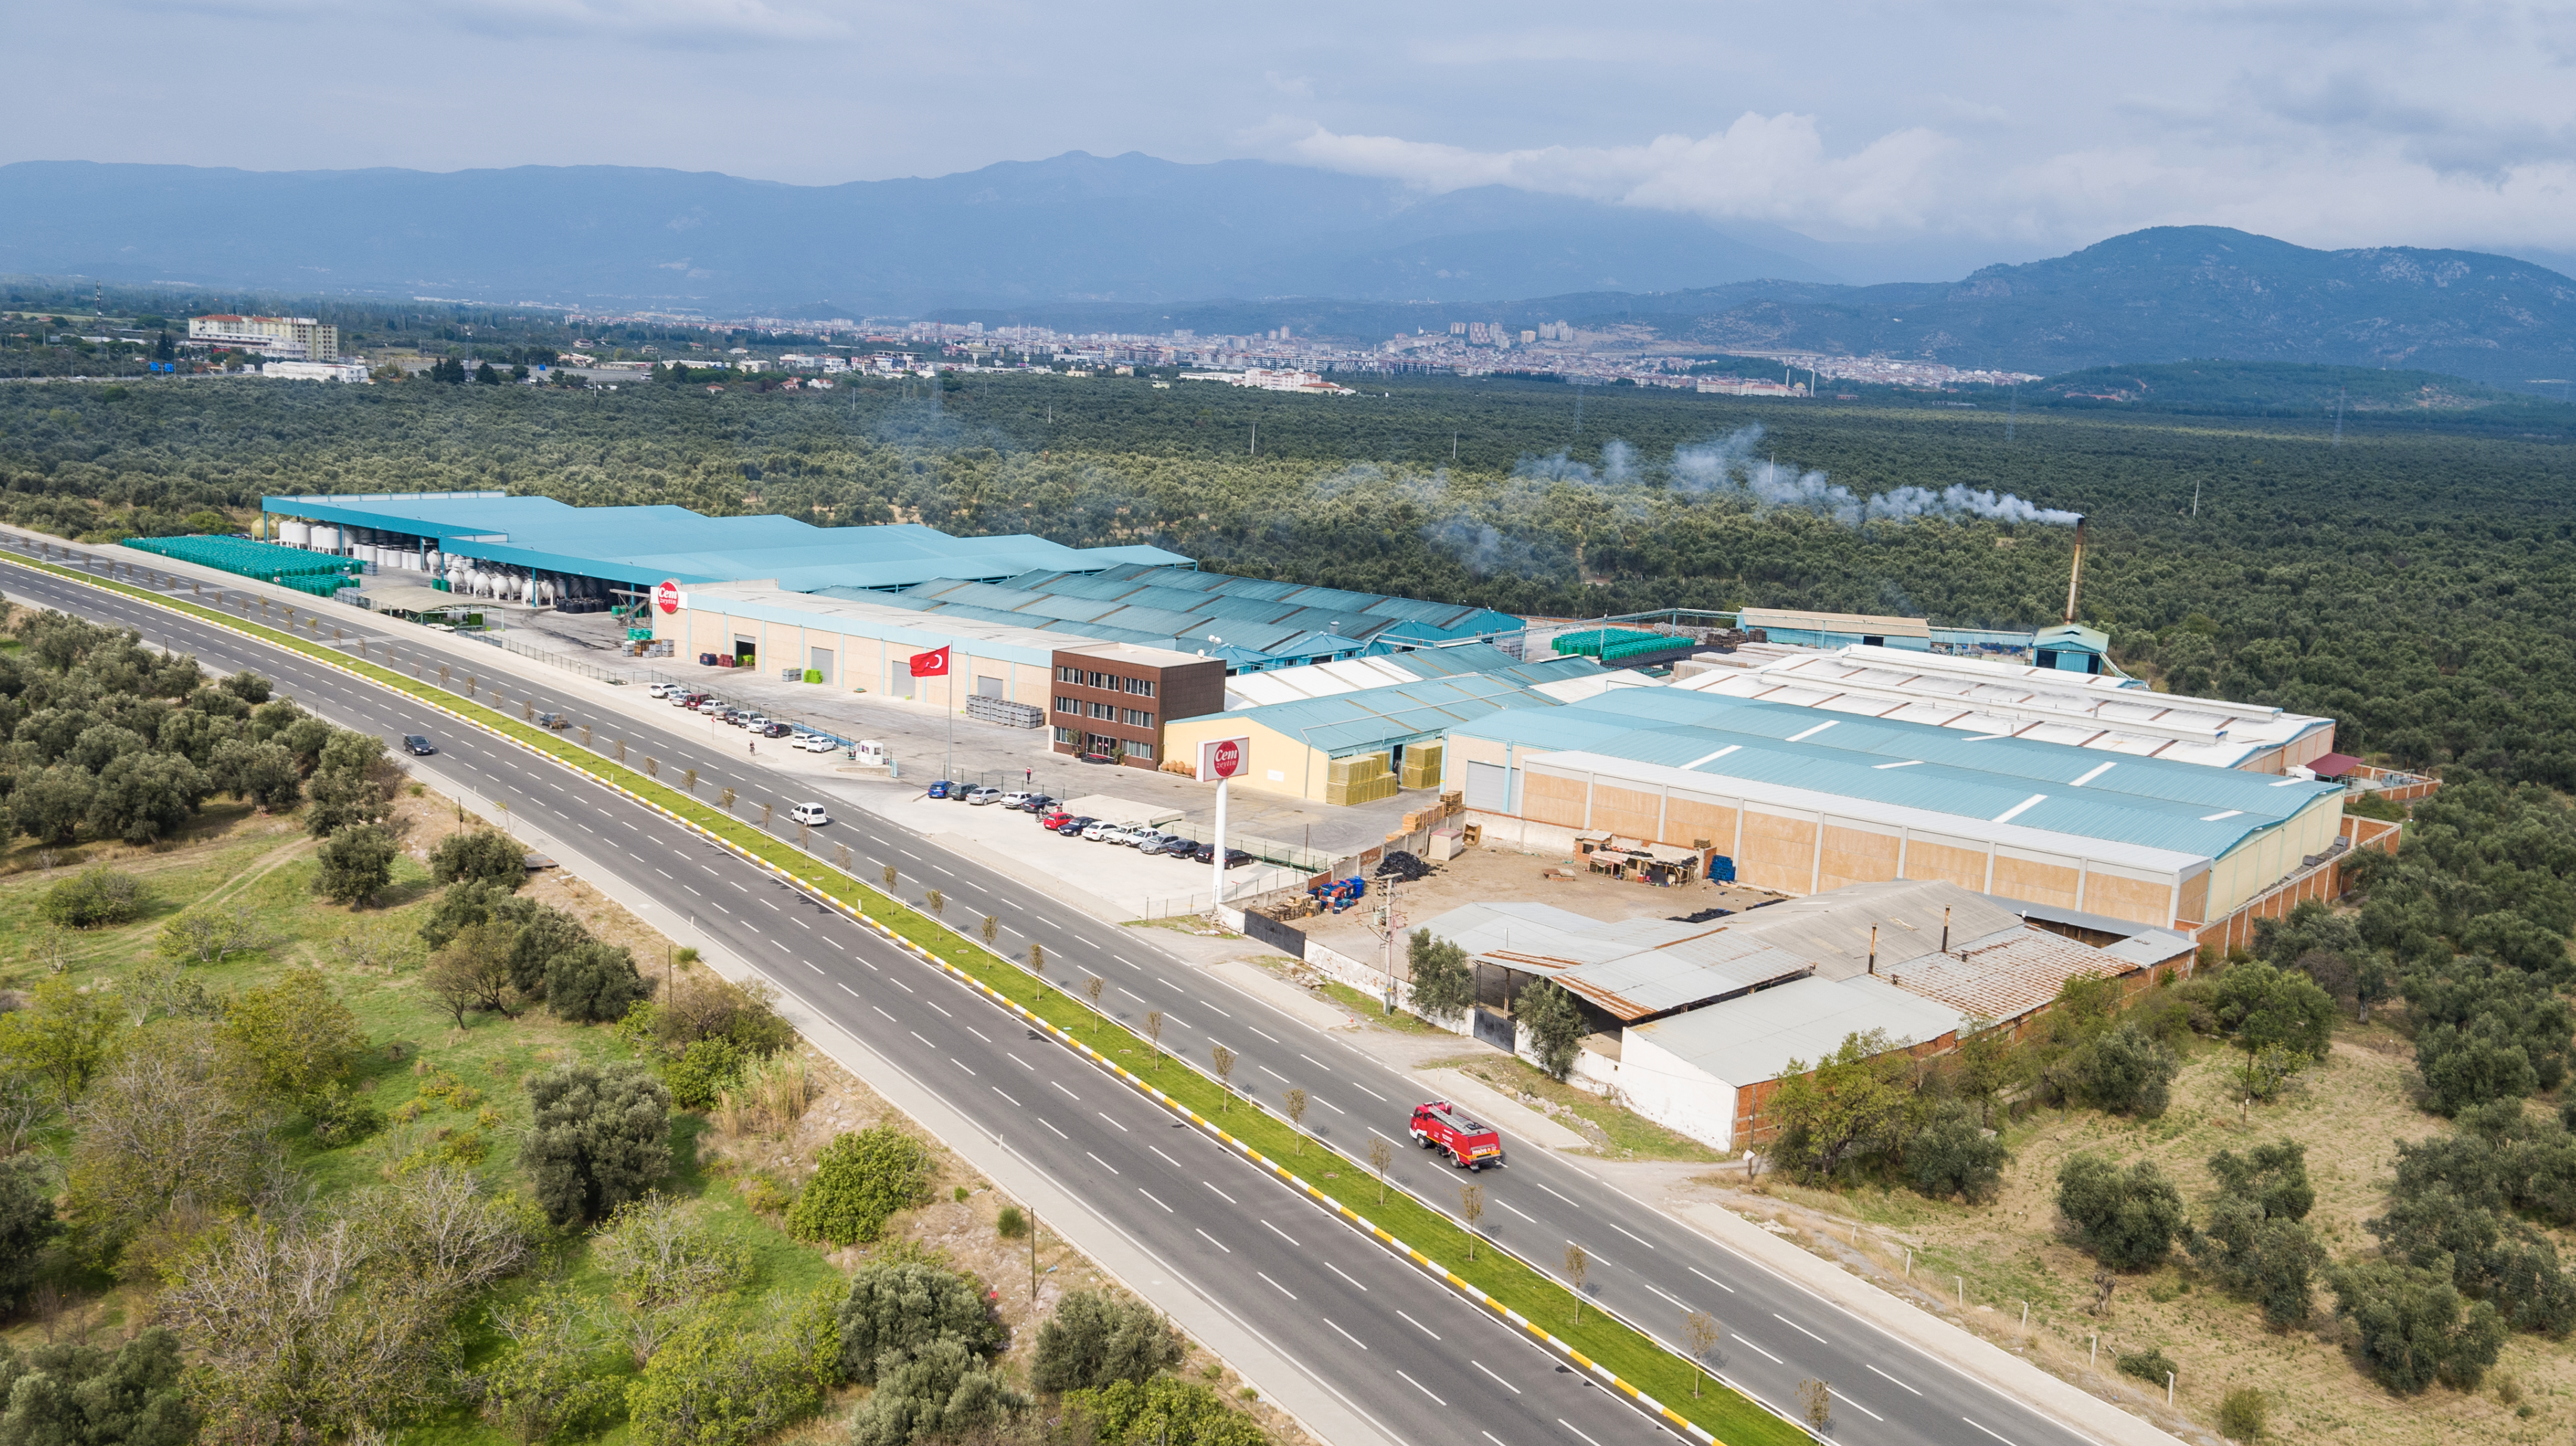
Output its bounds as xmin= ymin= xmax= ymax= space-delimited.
xmin=3 ymin=155 xmax=2572 ymax=386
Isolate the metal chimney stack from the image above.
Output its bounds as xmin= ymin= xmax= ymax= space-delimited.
xmin=2062 ymin=515 xmax=2089 ymax=625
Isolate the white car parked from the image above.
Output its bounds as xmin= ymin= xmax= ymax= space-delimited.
xmin=999 ymin=789 xmax=1035 ymax=808
xmin=648 ymin=682 xmax=674 ymax=698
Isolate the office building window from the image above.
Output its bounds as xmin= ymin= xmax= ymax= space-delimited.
xmin=1053 ymin=727 xmax=1078 ymax=745
xmin=1054 ymin=696 xmax=1079 ymax=714
xmin=1121 ymin=708 xmax=1154 ymax=728
xmin=1127 ymin=740 xmax=1154 ymax=761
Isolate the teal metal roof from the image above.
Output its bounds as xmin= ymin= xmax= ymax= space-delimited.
xmin=1216 ymin=658 xmax=1595 ymax=755
xmin=262 ymin=494 xmax=1190 ymax=590
xmin=1454 ymin=688 xmax=2344 ymax=859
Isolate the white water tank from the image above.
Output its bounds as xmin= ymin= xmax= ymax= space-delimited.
xmin=280 ymin=519 xmax=311 ymax=548
xmin=311 ymin=526 xmax=342 ymax=554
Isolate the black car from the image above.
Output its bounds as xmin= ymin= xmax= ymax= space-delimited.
xmin=1182 ymin=840 xmax=1216 ymax=864
xmin=403 ymin=734 xmax=435 ymax=756
xmin=1056 ymin=815 xmax=1096 ymax=837
xmin=1222 ymin=848 xmax=1255 ymax=868
xmin=762 ymin=722 xmax=792 ymax=738
xmin=1019 ymin=795 xmax=1056 ymax=813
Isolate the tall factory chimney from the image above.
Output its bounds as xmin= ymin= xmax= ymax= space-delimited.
xmin=2062 ymin=515 xmax=2088 ymax=625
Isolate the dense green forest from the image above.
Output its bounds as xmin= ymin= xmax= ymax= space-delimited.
xmin=3 ymin=370 xmax=2574 ymax=783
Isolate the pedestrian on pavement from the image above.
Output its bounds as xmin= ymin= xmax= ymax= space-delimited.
xmin=749 ymin=739 xmax=756 ymax=756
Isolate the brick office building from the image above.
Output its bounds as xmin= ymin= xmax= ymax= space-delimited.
xmin=1049 ymin=643 xmax=1227 ymax=768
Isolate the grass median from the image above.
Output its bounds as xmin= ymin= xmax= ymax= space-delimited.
xmin=33 ymin=553 xmax=1806 ymax=1446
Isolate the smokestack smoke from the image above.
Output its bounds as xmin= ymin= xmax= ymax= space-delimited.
xmin=2063 ymin=516 xmax=2088 ymax=624
xmin=1671 ymin=425 xmax=2079 ymax=529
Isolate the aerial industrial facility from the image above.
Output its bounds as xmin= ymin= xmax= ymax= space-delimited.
xmin=244 ymin=491 xmax=2390 ymax=966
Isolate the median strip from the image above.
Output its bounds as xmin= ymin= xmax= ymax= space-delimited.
xmin=5 ymin=545 xmax=1804 ymax=1446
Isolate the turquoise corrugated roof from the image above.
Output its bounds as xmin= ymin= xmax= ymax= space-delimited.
xmin=1216 ymin=658 xmax=1596 ymax=755
xmin=262 ymin=494 xmax=1190 ymax=589
xmin=1454 ymin=689 xmax=2344 ymax=859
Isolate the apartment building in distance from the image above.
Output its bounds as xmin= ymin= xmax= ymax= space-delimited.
xmin=188 ymin=315 xmax=339 ymax=361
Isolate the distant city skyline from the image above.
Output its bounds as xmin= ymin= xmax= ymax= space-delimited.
xmin=10 ymin=2 xmax=2575 ymax=280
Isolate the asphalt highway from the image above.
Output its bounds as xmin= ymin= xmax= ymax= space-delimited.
xmin=6 ymin=547 xmax=2113 ymax=1446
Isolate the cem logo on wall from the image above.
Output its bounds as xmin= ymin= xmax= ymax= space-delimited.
xmin=655 ymin=579 xmax=682 ymax=614
xmin=1200 ymin=736 xmax=1249 ymax=781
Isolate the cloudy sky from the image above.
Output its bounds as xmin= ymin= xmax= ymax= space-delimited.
xmin=13 ymin=0 xmax=2576 ymax=275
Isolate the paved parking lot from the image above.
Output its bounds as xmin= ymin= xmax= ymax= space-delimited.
xmin=506 ymin=606 xmax=1419 ymax=859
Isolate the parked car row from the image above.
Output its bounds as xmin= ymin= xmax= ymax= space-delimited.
xmin=648 ymin=683 xmax=837 ymax=749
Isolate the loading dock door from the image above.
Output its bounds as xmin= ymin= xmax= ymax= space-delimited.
xmin=977 ymin=675 xmax=1003 ymax=699
xmin=1464 ymin=761 xmax=1510 ymax=812
xmin=809 ymin=648 xmax=834 ymax=684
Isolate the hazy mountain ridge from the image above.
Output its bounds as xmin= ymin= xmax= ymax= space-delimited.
xmin=0 ymin=153 xmax=1835 ymax=313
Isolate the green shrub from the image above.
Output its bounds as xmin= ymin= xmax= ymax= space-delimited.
xmin=665 ymin=1037 xmax=745 ymax=1110
xmin=624 ymin=1302 xmax=830 ymax=1446
xmin=521 ymin=1062 xmax=672 ymax=1227
xmin=836 ymin=1259 xmax=1003 ymax=1385
xmin=547 ymin=941 xmax=648 ymax=1025
xmin=2217 ymin=1388 xmax=2267 ymax=1441
xmin=429 ymin=829 xmax=526 ymax=889
xmin=36 ymin=867 xmax=145 ymax=928
xmin=0 ymin=1328 xmax=195 ymax=1446
xmin=1510 ymin=978 xmax=1585 ymax=1081
xmin=997 ymin=1206 xmax=1028 ymax=1240
xmin=2113 ymin=1347 xmax=2175 ymax=1385
xmin=1904 ymin=1105 xmax=2007 ymax=1203
xmin=1032 ymin=1289 xmax=1183 ymax=1394
xmin=1063 ymin=1374 xmax=1268 ymax=1446
xmin=0 ymin=1161 xmax=62 ymax=1312
xmin=2330 ymin=1257 xmax=2507 ymax=1394
xmin=304 ymin=1082 xmax=384 ymax=1147
xmin=788 ymin=1126 xmax=933 ymax=1246
xmin=2071 ymin=1022 xmax=2178 ymax=1118
xmin=2057 ymin=1154 xmax=2187 ymax=1270
xmin=846 ymin=1336 xmax=1027 ymax=1446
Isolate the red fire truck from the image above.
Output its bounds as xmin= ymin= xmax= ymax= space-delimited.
xmin=1410 ymin=1101 xmax=1503 ymax=1170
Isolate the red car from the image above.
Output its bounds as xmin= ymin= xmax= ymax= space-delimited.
xmin=1037 ymin=808 xmax=1073 ymax=830
xmin=1410 ymin=1101 xmax=1503 ymax=1170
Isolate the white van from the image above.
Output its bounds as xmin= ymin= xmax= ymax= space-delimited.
xmin=789 ymin=802 xmax=830 ymax=826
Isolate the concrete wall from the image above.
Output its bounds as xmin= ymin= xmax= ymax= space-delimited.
xmin=667 ymin=606 xmax=1052 ymax=715
xmin=1611 ymin=1032 xmax=1742 ymax=1151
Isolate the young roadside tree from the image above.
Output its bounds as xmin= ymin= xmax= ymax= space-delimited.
xmin=1030 ymin=1289 xmax=1181 ymax=1394
xmin=1405 ymin=929 xmax=1474 ymax=1025
xmin=1513 ymin=978 xmax=1588 ymax=1081
xmin=2056 ymin=1154 xmax=2188 ymax=1271
xmin=154 ymin=905 xmax=270 ymax=967
xmin=476 ymin=1283 xmax=623 ymax=1444
xmin=312 ymin=822 xmax=399 ymax=906
xmin=846 ymin=1334 xmax=1025 ymax=1446
xmin=426 ymin=920 xmax=524 ymax=1020
xmin=522 ymin=1062 xmax=672 ymax=1227
xmin=625 ymin=1292 xmax=843 ymax=1446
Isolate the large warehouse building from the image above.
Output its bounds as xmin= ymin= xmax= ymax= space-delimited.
xmin=256 ymin=492 xmax=1526 ymax=768
xmin=1444 ymin=683 xmax=2355 ymax=948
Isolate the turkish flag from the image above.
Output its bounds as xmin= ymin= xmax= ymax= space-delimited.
xmin=909 ymin=646 xmax=951 ymax=678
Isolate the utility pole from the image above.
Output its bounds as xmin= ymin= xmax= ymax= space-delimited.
xmin=1366 ymin=875 xmax=1405 ymax=1015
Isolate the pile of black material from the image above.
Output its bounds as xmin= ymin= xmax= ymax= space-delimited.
xmin=1374 ymin=850 xmax=1430 ymax=882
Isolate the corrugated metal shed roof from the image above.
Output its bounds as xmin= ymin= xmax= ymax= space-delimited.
xmin=1879 ymin=926 xmax=2139 ymax=1022
xmin=1628 ymin=975 xmax=1964 ymax=1087
xmin=1211 ymin=659 xmax=1594 ymax=755
xmin=263 ymin=494 xmax=1190 ymax=590
xmin=1454 ymin=688 xmax=2342 ymax=860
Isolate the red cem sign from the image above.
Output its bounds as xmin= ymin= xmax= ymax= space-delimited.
xmin=1200 ymin=736 xmax=1250 ymax=781
xmin=654 ymin=579 xmax=681 ymax=614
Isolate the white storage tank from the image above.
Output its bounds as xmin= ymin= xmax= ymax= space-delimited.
xmin=311 ymin=526 xmax=342 ymax=554
xmin=280 ymin=519 xmax=311 ymax=548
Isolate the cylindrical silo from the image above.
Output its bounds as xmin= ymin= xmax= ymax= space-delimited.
xmin=281 ymin=519 xmax=311 ymax=548
xmin=311 ymin=525 xmax=342 ymax=554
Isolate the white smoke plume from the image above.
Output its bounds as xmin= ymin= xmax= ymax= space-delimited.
xmin=1672 ymin=424 xmax=2078 ymax=527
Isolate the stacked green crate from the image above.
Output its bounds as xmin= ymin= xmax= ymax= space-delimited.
xmin=125 ymin=535 xmax=364 ymax=587
xmin=1550 ymin=627 xmax=1662 ymax=659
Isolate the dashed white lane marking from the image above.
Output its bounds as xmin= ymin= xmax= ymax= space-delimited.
xmin=1396 ymin=1371 xmax=1444 ymax=1405
xmin=1196 ymin=1228 xmax=1230 ymax=1254
xmin=1087 ymin=1152 xmax=1120 ymax=1175
xmin=1324 ymin=1261 xmax=1368 ymax=1292
xmin=1258 ymin=1272 xmax=1296 ymax=1299
xmin=1471 ymin=1361 xmax=1520 ymax=1395
xmin=1736 ymin=1336 xmax=1784 ymax=1364
xmin=1867 ymin=1364 xmax=1920 ymax=1395
xmin=1688 ymin=1265 xmax=1736 ymax=1293
xmin=1773 ymin=1311 xmax=1827 ymax=1344
xmin=1323 ymin=1319 xmax=1368 ymax=1351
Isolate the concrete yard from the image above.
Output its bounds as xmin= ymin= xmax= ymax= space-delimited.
xmin=1292 ymin=837 xmax=1784 ymax=964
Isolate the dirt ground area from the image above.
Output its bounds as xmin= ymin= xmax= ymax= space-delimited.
xmin=697 ymin=1037 xmax=1316 ymax=1446
xmin=1659 ymin=1026 xmax=2560 ymax=1446
xmin=1294 ymin=840 xmax=1783 ymax=961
